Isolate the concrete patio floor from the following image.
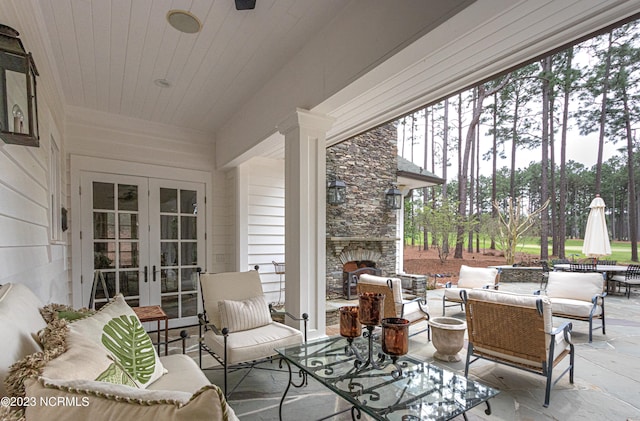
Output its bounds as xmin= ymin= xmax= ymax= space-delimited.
xmin=181 ymin=281 xmax=640 ymax=420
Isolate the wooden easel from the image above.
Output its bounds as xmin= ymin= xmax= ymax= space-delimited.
xmin=88 ymin=270 xmax=110 ymax=310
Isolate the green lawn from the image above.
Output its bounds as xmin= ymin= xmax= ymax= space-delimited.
xmin=504 ymin=237 xmax=635 ymax=264
xmin=406 ymin=234 xmax=637 ymax=264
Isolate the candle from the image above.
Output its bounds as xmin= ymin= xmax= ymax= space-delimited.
xmin=339 ymin=306 xmax=361 ymax=338
xmin=358 ymin=292 xmax=385 ymax=326
xmin=381 ymin=317 xmax=409 ymax=356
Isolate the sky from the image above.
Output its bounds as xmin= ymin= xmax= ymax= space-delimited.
xmin=397 ymin=112 xmax=621 ymax=180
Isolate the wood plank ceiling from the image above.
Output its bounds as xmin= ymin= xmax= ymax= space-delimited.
xmin=37 ymin=0 xmax=347 ymax=136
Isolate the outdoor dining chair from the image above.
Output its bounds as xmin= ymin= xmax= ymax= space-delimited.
xmin=610 ymin=264 xmax=640 ymax=299
xmin=569 ymin=263 xmax=597 ymax=272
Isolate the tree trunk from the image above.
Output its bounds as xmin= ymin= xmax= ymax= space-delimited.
xmin=623 ymin=88 xmax=638 ymax=261
xmin=558 ymin=48 xmax=573 ymax=260
xmin=491 ymin=93 xmax=498 ymax=250
xmin=540 ymin=57 xmax=551 ymax=261
xmin=595 ymin=31 xmax=613 ymax=194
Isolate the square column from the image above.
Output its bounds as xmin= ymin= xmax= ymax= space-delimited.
xmin=278 ymin=108 xmax=334 ymax=339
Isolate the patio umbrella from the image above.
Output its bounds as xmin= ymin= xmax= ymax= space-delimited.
xmin=582 ymin=195 xmax=611 ymax=261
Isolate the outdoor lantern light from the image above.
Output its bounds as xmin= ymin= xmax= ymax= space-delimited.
xmin=0 ymin=24 xmax=39 ymax=147
xmin=386 ymin=183 xmax=402 ymax=210
xmin=327 ymin=178 xmax=346 ymax=205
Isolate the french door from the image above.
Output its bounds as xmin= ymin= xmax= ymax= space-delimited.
xmin=80 ymin=172 xmax=205 ymax=327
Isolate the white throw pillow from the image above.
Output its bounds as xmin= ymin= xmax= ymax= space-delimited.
xmin=218 ymin=295 xmax=272 ymax=332
xmin=67 ymin=294 xmax=165 ymax=388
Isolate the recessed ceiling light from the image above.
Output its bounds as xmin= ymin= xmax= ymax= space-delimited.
xmin=166 ymin=10 xmax=202 ymax=34
xmin=154 ymin=78 xmax=171 ymax=88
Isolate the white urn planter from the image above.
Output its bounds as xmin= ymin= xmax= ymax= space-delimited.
xmin=427 ymin=316 xmax=467 ymax=362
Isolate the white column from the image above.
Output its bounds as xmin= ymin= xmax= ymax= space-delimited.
xmin=278 ymin=108 xmax=334 ymax=339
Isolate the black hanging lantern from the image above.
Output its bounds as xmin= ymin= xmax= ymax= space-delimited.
xmin=385 ymin=183 xmax=402 ymax=210
xmin=0 ymin=24 xmax=39 ymax=147
xmin=327 ymin=178 xmax=346 ymax=205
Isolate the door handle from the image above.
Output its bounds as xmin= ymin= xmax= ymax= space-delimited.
xmin=152 ymin=265 xmax=157 ymax=282
xmin=144 ymin=266 xmax=148 ymax=283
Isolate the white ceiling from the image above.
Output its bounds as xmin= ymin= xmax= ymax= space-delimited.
xmin=31 ymin=0 xmax=640 ymax=168
xmin=37 ymin=0 xmax=348 ymax=136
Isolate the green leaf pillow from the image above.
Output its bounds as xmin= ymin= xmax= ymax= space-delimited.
xmin=67 ymin=294 xmax=166 ymax=388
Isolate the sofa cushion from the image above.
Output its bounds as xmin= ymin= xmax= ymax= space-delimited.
xmin=149 ymin=355 xmax=210 ymax=394
xmin=546 ymin=271 xmax=603 ymax=302
xmin=549 ymin=297 xmax=602 ymax=318
xmin=0 ymin=284 xmax=47 ymax=397
xmin=24 ymin=377 xmax=238 ymax=421
xmin=67 ymin=294 xmax=166 ymax=389
xmin=203 ymin=322 xmax=303 ymax=365
xmin=218 ymin=295 xmax=271 ymax=333
xmin=457 ymin=265 xmax=499 ymax=289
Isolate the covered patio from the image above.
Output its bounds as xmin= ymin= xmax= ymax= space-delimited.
xmin=3 ymin=1 xmax=640 ymax=338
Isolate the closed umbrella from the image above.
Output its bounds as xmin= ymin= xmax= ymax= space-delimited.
xmin=582 ymin=195 xmax=611 ymax=261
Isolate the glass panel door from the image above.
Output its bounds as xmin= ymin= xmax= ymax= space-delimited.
xmin=150 ymin=180 xmax=205 ymax=327
xmin=80 ymin=173 xmax=205 ymax=327
xmin=81 ymin=175 xmax=149 ymax=309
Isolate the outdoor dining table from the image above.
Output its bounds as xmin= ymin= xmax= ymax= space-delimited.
xmin=553 ymin=263 xmax=629 ymax=294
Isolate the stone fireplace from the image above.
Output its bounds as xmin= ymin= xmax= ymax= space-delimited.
xmin=326 ymin=123 xmax=399 ymax=299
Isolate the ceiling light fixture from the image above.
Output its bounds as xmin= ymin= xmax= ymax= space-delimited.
xmin=166 ymin=10 xmax=202 ymax=34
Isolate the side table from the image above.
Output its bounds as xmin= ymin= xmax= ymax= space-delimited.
xmin=132 ymin=305 xmax=168 ymax=356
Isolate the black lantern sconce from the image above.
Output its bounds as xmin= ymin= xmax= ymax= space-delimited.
xmin=385 ymin=182 xmax=402 ymax=210
xmin=0 ymin=24 xmax=39 ymax=147
xmin=327 ymin=177 xmax=346 ymax=205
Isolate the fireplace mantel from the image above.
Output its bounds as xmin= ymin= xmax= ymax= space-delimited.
xmin=327 ymin=236 xmax=400 ymax=257
xmin=328 ymin=236 xmax=399 ymax=242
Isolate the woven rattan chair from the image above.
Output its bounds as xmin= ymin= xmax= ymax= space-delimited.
xmin=355 ymin=274 xmax=430 ymax=340
xmin=463 ymin=289 xmax=574 ymax=407
xmin=442 ymin=265 xmax=499 ymax=315
xmin=610 ymin=264 xmax=640 ymax=299
xmin=198 ymin=269 xmax=308 ymax=397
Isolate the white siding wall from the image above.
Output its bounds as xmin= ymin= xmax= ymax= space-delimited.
xmin=241 ymin=157 xmax=285 ymax=304
xmin=0 ymin=3 xmax=70 ymax=303
xmin=65 ymin=107 xmax=235 ymax=306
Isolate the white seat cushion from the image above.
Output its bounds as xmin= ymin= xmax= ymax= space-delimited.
xmin=443 ymin=287 xmax=470 ymax=301
xmin=550 ymin=297 xmax=602 ymax=318
xmin=546 ymin=272 xmax=603 ymax=302
xmin=399 ymin=300 xmax=427 ymax=323
xmin=0 ymin=283 xmax=47 ymax=397
xmin=149 ymin=355 xmax=211 ymax=394
xmin=203 ymin=322 xmax=303 ymax=365
xmin=457 ymin=265 xmax=499 ymax=289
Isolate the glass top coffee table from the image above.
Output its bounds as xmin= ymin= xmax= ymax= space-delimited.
xmin=276 ymin=335 xmax=498 ymax=421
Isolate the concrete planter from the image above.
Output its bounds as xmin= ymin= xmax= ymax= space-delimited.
xmin=427 ymin=316 xmax=467 ymax=362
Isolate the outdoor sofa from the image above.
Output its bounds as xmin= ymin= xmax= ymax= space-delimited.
xmin=0 ymin=282 xmax=237 ymax=421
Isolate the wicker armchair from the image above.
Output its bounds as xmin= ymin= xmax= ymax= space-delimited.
xmin=356 ymin=274 xmax=430 ymax=340
xmin=463 ymin=289 xmax=574 ymax=407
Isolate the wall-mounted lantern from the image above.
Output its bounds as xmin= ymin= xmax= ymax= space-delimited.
xmin=385 ymin=182 xmax=402 ymax=210
xmin=327 ymin=178 xmax=346 ymax=205
xmin=0 ymin=24 xmax=39 ymax=147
